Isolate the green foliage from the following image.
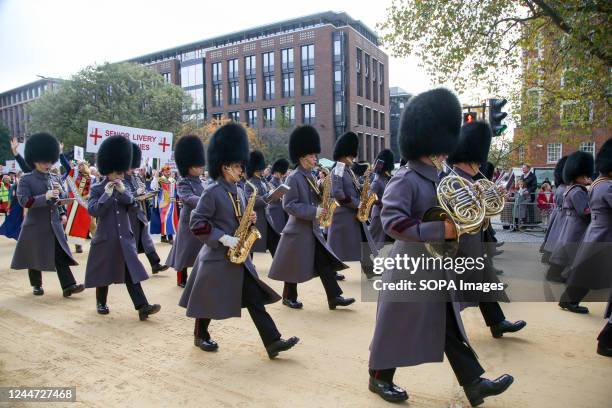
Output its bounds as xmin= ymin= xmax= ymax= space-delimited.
xmin=0 ymin=122 xmax=12 ymax=163
xmin=27 ymin=62 xmax=191 ymax=152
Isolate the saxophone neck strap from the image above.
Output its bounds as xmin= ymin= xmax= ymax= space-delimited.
xmin=304 ymin=173 xmax=321 ymax=197
xmin=227 ymin=192 xmax=242 ymax=219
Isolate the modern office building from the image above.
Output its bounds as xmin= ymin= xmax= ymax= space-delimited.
xmin=130 ymin=11 xmax=390 ymax=160
xmin=389 ymin=86 xmax=412 ymax=160
xmin=0 ymin=78 xmax=62 ymax=140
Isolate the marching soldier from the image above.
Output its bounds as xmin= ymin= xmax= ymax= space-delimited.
xmin=85 ymin=136 xmax=161 ymax=320
xmin=267 ymin=158 xmax=290 ymax=234
xmin=10 ymin=132 xmax=84 ymax=298
xmin=561 ymin=139 xmax=612 ymax=314
xmin=179 ymin=123 xmax=299 ymax=358
xmin=541 ymin=156 xmax=569 ymax=263
xmin=368 ymin=149 xmax=395 ymax=247
xmin=124 ymin=143 xmax=168 ymax=274
xmin=446 ymin=121 xmax=526 ymax=338
xmin=166 ymin=135 xmax=206 ymax=287
xmin=327 ymin=132 xmax=379 ymax=279
xmin=368 ymin=89 xmax=513 ymax=405
xmin=599 ymin=299 xmax=612 ymax=357
xmin=245 ymin=150 xmax=283 ymax=256
xmin=547 ymin=151 xmax=594 ymax=294
xmin=268 ymin=126 xmax=354 ymax=310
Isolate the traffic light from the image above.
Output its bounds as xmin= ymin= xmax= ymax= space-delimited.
xmin=488 ymin=98 xmax=508 ymax=136
xmin=463 ymin=112 xmax=477 ymax=124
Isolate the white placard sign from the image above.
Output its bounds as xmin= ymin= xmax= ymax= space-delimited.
xmin=74 ymin=146 xmax=84 ymax=161
xmin=5 ymin=160 xmax=19 ymax=173
xmin=86 ymin=120 xmax=173 ymax=161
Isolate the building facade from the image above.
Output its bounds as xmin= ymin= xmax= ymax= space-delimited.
xmin=389 ymin=87 xmax=412 ymax=161
xmin=130 ymin=11 xmax=390 ymax=161
xmin=0 ymin=78 xmax=61 ymax=140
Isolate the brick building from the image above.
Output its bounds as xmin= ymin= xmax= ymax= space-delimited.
xmin=389 ymin=87 xmax=412 ymax=160
xmin=0 ymin=78 xmax=62 ymax=140
xmin=130 ymin=11 xmax=390 ymax=161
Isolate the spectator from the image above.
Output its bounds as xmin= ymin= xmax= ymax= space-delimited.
xmin=537 ymin=181 xmax=555 ymax=225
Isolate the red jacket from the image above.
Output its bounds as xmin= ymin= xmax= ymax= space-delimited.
xmin=537 ymin=191 xmax=554 ymax=210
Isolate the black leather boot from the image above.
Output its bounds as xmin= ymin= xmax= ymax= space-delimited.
xmin=368 ymin=376 xmax=409 ymax=403
xmin=282 ymin=298 xmax=303 ymax=309
xmin=194 ymin=336 xmax=219 ymax=352
xmin=151 ymin=264 xmax=169 ymax=274
xmin=328 ymin=296 xmax=355 ymax=309
xmin=32 ymin=286 xmax=44 ymax=296
xmin=63 ymin=283 xmax=85 ymax=298
xmin=266 ymin=336 xmax=299 ymax=359
xmin=138 ymin=304 xmax=161 ymax=321
xmin=559 ymin=302 xmax=589 ymax=314
xmin=97 ymin=303 xmax=110 ymax=315
xmin=597 ymin=322 xmax=612 ymax=357
xmin=490 ymin=320 xmax=527 ymax=338
xmin=463 ymin=375 xmax=514 ymax=407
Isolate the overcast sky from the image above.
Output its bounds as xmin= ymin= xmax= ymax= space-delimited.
xmin=0 ymin=0 xmax=434 ymax=94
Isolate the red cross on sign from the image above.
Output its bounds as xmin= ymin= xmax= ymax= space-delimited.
xmin=89 ymin=128 xmax=102 ymax=145
xmin=158 ymin=137 xmax=170 ymax=152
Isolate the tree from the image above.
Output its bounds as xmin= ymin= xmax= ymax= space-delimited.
xmin=27 ymin=62 xmax=191 ymax=153
xmin=178 ymin=117 xmax=264 ymax=151
xmin=0 ymin=122 xmax=12 ymax=163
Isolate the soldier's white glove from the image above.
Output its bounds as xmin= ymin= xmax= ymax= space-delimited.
xmin=316 ymin=206 xmax=324 ymax=218
xmin=104 ymin=182 xmax=115 ymax=195
xmin=219 ymin=234 xmax=240 ymax=249
xmin=45 ymin=190 xmax=58 ymax=201
xmin=136 ymin=187 xmax=145 ymax=195
xmin=115 ymin=180 xmax=126 ymax=193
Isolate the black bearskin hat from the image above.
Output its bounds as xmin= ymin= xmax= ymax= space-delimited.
xmin=351 ymin=162 xmax=369 ymax=177
xmin=271 ymin=158 xmax=290 ymax=174
xmin=563 ymin=151 xmax=594 ymax=184
xmin=333 ymin=132 xmax=359 ymax=160
xmin=447 ymin=121 xmax=492 ymax=166
xmin=207 ymin=123 xmax=249 ymax=180
xmin=480 ymin=161 xmax=495 ymax=181
xmin=595 ymin=138 xmax=612 ymax=175
xmin=25 ymin=132 xmax=60 ymax=168
xmin=399 ymin=88 xmax=461 ymax=161
xmin=97 ymin=136 xmax=132 ymax=176
xmin=175 ymin=135 xmax=205 ymax=177
xmin=131 ymin=143 xmax=142 ymax=169
xmin=246 ymin=150 xmax=266 ymax=178
xmin=288 ymin=125 xmax=321 ymax=164
xmin=553 ymin=156 xmax=568 ymax=186
xmin=375 ymin=149 xmax=395 ymax=173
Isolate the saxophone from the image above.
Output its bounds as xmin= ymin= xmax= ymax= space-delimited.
xmin=317 ymin=168 xmax=337 ymax=228
xmin=357 ymin=164 xmax=378 ymax=222
xmin=227 ymin=178 xmax=262 ymax=264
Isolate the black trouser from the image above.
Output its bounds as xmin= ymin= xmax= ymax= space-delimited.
xmin=96 ymin=265 xmax=148 ymax=309
xmin=479 ymin=302 xmax=506 ymax=327
xmin=560 ymin=286 xmax=589 ymax=304
xmin=283 ymin=241 xmax=343 ymax=301
xmin=177 ymin=268 xmax=187 ymax=285
xmin=360 ymin=225 xmax=374 ymax=275
xmin=370 ymin=303 xmax=484 ymax=386
xmin=195 ymin=269 xmax=281 ymax=347
xmin=267 ymin=223 xmax=280 ymax=257
xmin=145 ymin=251 xmax=161 ymax=267
xmin=28 ymin=238 xmax=76 ymax=289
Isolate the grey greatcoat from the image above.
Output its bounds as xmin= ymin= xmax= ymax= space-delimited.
xmin=166 ymin=176 xmax=205 ymax=271
xmin=328 ymin=166 xmax=378 ymax=261
xmin=549 ymin=185 xmax=591 ymax=267
xmin=567 ymin=178 xmax=612 ymax=289
xmin=266 ymin=175 xmax=288 ymax=234
xmin=84 ymin=179 xmax=149 ymax=288
xmin=268 ymin=166 xmax=347 ymax=283
xmin=11 ymin=170 xmax=78 ymax=271
xmin=543 ymin=184 xmax=567 ymax=253
xmin=369 ymin=161 xmax=475 ymax=369
xmin=124 ymin=174 xmax=156 ymax=255
xmin=368 ymin=173 xmax=391 ymax=246
xmin=178 ymin=179 xmax=280 ymax=320
xmin=245 ymin=176 xmax=277 ymax=253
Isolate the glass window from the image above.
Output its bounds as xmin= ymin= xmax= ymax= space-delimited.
xmin=301 ymin=44 xmax=314 ymax=67
xmin=263 ymin=107 xmax=276 ymax=127
xmin=281 ymin=48 xmax=294 ymax=71
xmin=357 ymin=104 xmax=364 ymax=125
xmin=246 ymin=109 xmax=258 ymax=127
xmin=379 ymin=62 xmax=385 ymax=106
xmin=579 ymin=141 xmax=596 ymax=156
xmin=212 ymin=62 xmax=222 ymax=82
xmin=228 ymin=111 xmax=240 ymax=122
xmin=245 ymin=55 xmax=256 ymax=76
xmin=334 ymin=39 xmax=341 ymax=57
xmin=380 ymin=112 xmax=385 ymax=130
xmin=195 ymin=64 xmax=203 ymax=85
xmin=264 ymin=75 xmax=275 ymax=100
xmin=366 ymin=134 xmax=372 ymax=162
xmin=282 ymin=72 xmax=294 ymax=98
xmin=302 ymin=103 xmax=315 ymax=125
xmin=281 ymin=105 xmax=295 ymax=125
xmin=518 ymin=146 xmax=525 ymax=163
xmin=228 ymin=59 xmax=239 ymax=79
xmin=213 ymin=83 xmax=223 ymax=107
xmin=547 ymin=142 xmax=562 ymax=164
xmin=302 ymin=69 xmax=314 ymax=96
xmin=228 ymin=81 xmax=239 ymax=105
xmin=245 ymin=78 xmax=257 ymax=103
xmin=212 ymin=113 xmax=223 ymax=120
xmin=365 ymin=107 xmax=371 ymax=127
xmin=373 ymin=109 xmax=378 ymax=129
xmin=263 ymin=52 xmax=275 ymax=74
